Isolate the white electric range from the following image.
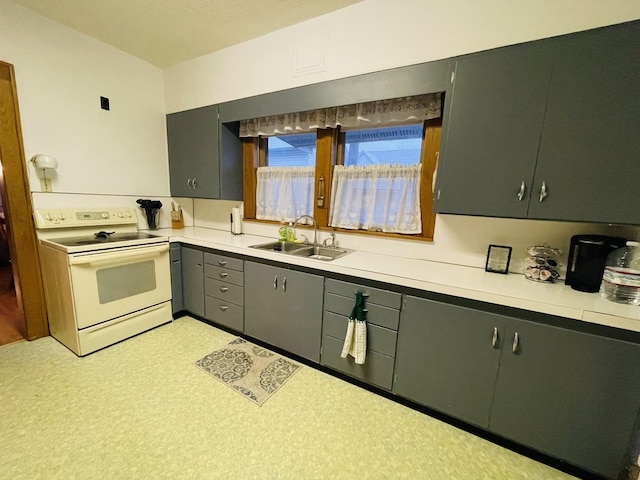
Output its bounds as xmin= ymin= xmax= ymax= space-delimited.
xmin=35 ymin=207 xmax=172 ymax=356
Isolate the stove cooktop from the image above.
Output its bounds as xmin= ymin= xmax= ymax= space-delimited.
xmin=47 ymin=232 xmax=162 ymax=248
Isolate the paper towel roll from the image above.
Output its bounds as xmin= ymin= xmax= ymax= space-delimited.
xmin=231 ymin=206 xmax=242 ymax=235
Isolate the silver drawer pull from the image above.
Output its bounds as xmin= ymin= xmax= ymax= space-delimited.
xmin=517 ymin=181 xmax=526 ymax=201
xmin=219 ymin=305 xmax=228 ymax=311
xmin=491 ymin=327 xmax=499 ymax=348
xmin=219 ymin=272 xmax=228 ymax=278
xmin=539 ymin=181 xmax=548 ymax=202
xmin=282 ymin=276 xmax=287 ymax=292
xmin=219 ymin=286 xmax=229 ymax=292
xmin=352 ymin=291 xmax=369 ymax=297
xmin=218 ymin=260 xmax=227 ymax=266
xmin=273 ymin=275 xmax=278 ymax=290
xmin=512 ymin=332 xmax=519 ymax=353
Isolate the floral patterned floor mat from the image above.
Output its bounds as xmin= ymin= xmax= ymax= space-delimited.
xmin=195 ymin=338 xmax=302 ymax=406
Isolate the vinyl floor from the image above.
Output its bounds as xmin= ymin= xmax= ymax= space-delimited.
xmin=0 ymin=316 xmax=577 ymax=480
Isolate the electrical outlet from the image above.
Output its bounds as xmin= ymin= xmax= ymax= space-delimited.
xmin=40 ymin=178 xmax=52 ymax=193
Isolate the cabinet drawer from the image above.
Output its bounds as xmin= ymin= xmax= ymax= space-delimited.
xmin=205 ymin=296 xmax=243 ymax=332
xmin=204 ymin=278 xmax=244 ymax=306
xmin=204 ymin=252 xmax=243 ymax=272
xmin=323 ymin=311 xmax=397 ymax=357
xmin=324 ymin=293 xmax=399 ymax=330
xmin=204 ymin=264 xmax=243 ymax=286
xmin=321 ymin=335 xmax=395 ymax=390
xmin=325 ymin=278 xmax=401 ymax=310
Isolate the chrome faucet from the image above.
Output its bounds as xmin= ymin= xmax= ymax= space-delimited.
xmin=293 ymin=215 xmax=318 ymax=246
xmin=322 ymin=233 xmax=336 ymax=249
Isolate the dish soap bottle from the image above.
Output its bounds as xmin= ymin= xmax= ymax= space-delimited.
xmin=600 ymin=241 xmax=640 ymax=305
xmin=286 ymin=221 xmax=296 ymax=242
xmin=278 ymin=221 xmax=288 ymax=242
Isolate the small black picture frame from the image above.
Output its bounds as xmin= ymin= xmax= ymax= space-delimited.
xmin=485 ymin=245 xmax=512 ymax=274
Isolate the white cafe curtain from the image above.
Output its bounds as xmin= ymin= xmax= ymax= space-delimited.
xmin=255 ymin=166 xmax=314 ymax=221
xmin=239 ymin=93 xmax=442 ymax=137
xmin=329 ymin=164 xmax=422 ymax=234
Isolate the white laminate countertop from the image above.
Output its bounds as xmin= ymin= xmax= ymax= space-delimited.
xmin=162 ymin=227 xmax=640 ymax=333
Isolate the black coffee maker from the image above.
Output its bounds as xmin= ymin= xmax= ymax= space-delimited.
xmin=565 ymin=235 xmax=627 ymax=292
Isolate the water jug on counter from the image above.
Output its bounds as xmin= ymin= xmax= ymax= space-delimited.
xmin=600 ymin=241 xmax=640 ymax=305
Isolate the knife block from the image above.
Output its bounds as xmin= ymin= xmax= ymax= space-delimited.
xmin=171 ymin=210 xmax=184 ymax=229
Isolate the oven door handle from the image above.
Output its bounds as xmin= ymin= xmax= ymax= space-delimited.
xmin=69 ymin=244 xmax=169 ymax=267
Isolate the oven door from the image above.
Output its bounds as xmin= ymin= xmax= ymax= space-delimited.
xmin=68 ymin=243 xmax=171 ymax=329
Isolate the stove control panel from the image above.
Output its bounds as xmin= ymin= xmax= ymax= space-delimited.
xmin=34 ymin=207 xmax=138 ymax=229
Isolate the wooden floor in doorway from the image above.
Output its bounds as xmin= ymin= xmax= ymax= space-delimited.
xmin=0 ymin=263 xmax=25 ymax=345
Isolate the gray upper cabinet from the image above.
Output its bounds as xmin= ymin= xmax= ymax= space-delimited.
xmin=167 ymin=105 xmax=243 ymax=200
xmin=528 ymin=22 xmax=640 ymax=224
xmin=244 ymin=261 xmax=324 ymax=362
xmin=435 ymin=41 xmax=555 ymax=217
xmin=436 ymin=20 xmax=640 ymax=225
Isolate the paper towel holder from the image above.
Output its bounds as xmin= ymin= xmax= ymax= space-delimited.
xmin=231 ymin=205 xmax=243 ymax=235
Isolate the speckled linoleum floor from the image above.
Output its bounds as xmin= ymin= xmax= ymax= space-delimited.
xmin=0 ymin=316 xmax=577 ymax=480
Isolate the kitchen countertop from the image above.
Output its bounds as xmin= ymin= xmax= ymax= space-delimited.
xmin=162 ymin=227 xmax=640 ymax=333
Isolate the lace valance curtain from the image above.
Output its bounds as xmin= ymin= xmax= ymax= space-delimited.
xmin=239 ymin=93 xmax=442 ymax=137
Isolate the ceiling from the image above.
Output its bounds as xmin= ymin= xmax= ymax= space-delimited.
xmin=12 ymin=0 xmax=364 ymax=68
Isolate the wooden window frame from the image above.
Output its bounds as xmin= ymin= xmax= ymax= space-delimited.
xmin=242 ymin=118 xmax=441 ymax=241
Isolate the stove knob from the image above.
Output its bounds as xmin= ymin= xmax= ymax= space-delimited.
xmin=101 ymin=212 xmax=109 ymax=219
xmin=45 ymin=213 xmax=53 ymax=221
xmin=117 ymin=212 xmax=123 ymax=218
xmin=57 ymin=214 xmax=66 ymax=221
xmin=125 ymin=211 xmax=132 ymax=218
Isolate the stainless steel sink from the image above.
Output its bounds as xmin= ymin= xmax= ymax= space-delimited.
xmin=289 ymin=245 xmax=351 ymax=261
xmin=249 ymin=241 xmax=352 ymax=261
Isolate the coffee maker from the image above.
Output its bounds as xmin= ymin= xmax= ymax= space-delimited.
xmin=565 ymin=235 xmax=627 ymax=292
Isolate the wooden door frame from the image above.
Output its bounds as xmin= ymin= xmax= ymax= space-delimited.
xmin=0 ymin=61 xmax=49 ymax=340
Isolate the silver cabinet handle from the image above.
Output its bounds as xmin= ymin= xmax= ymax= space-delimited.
xmin=512 ymin=332 xmax=519 ymax=353
xmin=218 ymin=260 xmax=227 ymax=266
xmin=282 ymin=276 xmax=287 ymax=292
xmin=517 ymin=181 xmax=526 ymax=201
xmin=192 ymin=177 xmax=197 ymax=189
xmin=187 ymin=178 xmax=193 ymax=189
xmin=219 ymin=305 xmax=228 ymax=311
xmin=491 ymin=327 xmax=499 ymax=348
xmin=273 ymin=275 xmax=278 ymax=290
xmin=539 ymin=181 xmax=548 ymax=202
xmin=218 ymin=272 xmax=228 ymax=278
xmin=219 ymin=286 xmax=228 ymax=292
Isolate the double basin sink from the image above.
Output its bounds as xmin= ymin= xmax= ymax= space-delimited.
xmin=249 ymin=241 xmax=352 ymax=261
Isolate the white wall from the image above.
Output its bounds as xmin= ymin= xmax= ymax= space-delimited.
xmin=166 ymin=0 xmax=640 ymax=271
xmin=1 ymin=0 xmax=169 ymax=197
xmin=165 ymin=0 xmax=640 ymax=112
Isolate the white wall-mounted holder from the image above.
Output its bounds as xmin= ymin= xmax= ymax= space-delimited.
xmin=30 ymin=154 xmax=58 ymax=193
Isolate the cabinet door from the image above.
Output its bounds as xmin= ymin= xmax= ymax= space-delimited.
xmin=181 ymin=247 xmax=204 ymax=317
xmin=167 ymin=105 xmax=220 ymax=198
xmin=244 ymin=262 xmax=323 ymax=363
xmin=530 ymin=22 xmax=640 ymax=224
xmin=490 ymin=319 xmax=640 ymax=479
xmin=170 ymin=244 xmax=182 ymax=314
xmin=435 ymin=41 xmax=554 ymax=217
xmin=393 ymin=296 xmax=506 ymax=428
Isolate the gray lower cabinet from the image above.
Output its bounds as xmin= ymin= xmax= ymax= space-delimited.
xmin=321 ymin=279 xmax=401 ymax=390
xmin=395 ymin=295 xmax=640 ymax=479
xmin=180 ymin=246 xmax=204 ymax=317
xmin=244 ymin=261 xmax=323 ymax=362
xmin=170 ymin=243 xmax=183 ymax=314
xmin=204 ymin=252 xmax=243 ymax=332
